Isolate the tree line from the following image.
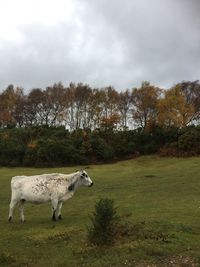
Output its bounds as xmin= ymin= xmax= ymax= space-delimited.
xmin=0 ymin=80 xmax=200 ymax=167
xmin=1 ymin=80 xmax=200 ymax=130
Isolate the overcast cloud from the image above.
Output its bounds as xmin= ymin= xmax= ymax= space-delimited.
xmin=0 ymin=0 xmax=199 ymax=91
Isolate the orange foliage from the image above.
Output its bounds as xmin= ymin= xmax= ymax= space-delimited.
xmin=100 ymin=114 xmax=120 ymax=129
xmin=27 ymin=140 xmax=37 ymax=149
xmin=157 ymin=85 xmax=195 ymax=127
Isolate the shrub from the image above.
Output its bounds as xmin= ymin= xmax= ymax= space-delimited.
xmin=178 ymin=129 xmax=200 ymax=153
xmin=87 ymin=198 xmax=119 ymax=246
xmin=89 ymin=135 xmax=114 ymax=161
xmin=36 ymin=138 xmax=81 ymax=166
xmin=0 ymin=138 xmax=25 ymax=166
xmin=0 ymin=125 xmax=200 ymax=166
xmin=159 ymin=143 xmax=179 ymax=157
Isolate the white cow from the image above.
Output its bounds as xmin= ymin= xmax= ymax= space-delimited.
xmin=8 ymin=170 xmax=93 ymax=222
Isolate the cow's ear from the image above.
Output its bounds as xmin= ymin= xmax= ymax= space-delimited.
xmin=84 ymin=166 xmax=89 ymax=169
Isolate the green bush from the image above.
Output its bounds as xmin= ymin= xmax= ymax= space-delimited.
xmin=0 ymin=125 xmax=200 ymax=166
xmin=89 ymin=135 xmax=114 ymax=161
xmin=178 ymin=129 xmax=200 ymax=153
xmin=87 ymin=198 xmax=119 ymax=246
xmin=0 ymin=138 xmax=25 ymax=166
xmin=36 ymin=138 xmax=81 ymax=166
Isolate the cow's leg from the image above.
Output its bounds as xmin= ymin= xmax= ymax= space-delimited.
xmin=8 ymin=198 xmax=18 ymax=222
xmin=57 ymin=202 xmax=63 ymax=220
xmin=19 ymin=199 xmax=25 ymax=223
xmin=51 ymin=199 xmax=59 ymax=221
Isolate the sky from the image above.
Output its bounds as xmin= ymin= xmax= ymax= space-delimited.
xmin=0 ymin=0 xmax=200 ymax=92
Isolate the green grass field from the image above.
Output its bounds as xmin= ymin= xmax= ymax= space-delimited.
xmin=0 ymin=156 xmax=200 ymax=266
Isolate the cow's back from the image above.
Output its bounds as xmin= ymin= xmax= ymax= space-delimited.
xmin=11 ymin=173 xmax=61 ymax=185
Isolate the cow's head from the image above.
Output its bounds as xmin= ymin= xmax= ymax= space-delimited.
xmin=79 ymin=170 xmax=93 ymax=187
xmin=68 ymin=170 xmax=93 ymax=192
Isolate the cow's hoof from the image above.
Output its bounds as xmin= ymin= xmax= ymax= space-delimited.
xmin=8 ymin=216 xmax=12 ymax=223
xmin=58 ymin=215 xmax=62 ymax=220
xmin=52 ymin=216 xmax=57 ymax=221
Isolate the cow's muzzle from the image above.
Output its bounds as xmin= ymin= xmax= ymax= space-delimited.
xmin=89 ymin=182 xmax=93 ymax=187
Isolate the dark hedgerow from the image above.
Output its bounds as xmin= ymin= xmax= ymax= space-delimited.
xmin=0 ymin=125 xmax=200 ymax=166
xmin=87 ymin=198 xmax=119 ymax=246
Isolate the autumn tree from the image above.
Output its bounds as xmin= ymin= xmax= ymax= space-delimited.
xmin=100 ymin=86 xmax=120 ymax=130
xmin=24 ymin=88 xmax=44 ymax=125
xmin=43 ymin=83 xmax=66 ymax=126
xmin=118 ymin=89 xmax=132 ymax=129
xmin=12 ymin=87 xmax=26 ymax=127
xmin=131 ymin=82 xmax=162 ymax=130
xmin=157 ymin=84 xmax=195 ymax=128
xmin=89 ymin=89 xmax=107 ymax=129
xmin=73 ymin=83 xmax=92 ymax=129
xmin=0 ymin=85 xmax=24 ymax=128
xmin=1 ymin=80 xmax=199 ymax=130
xmin=64 ymin=83 xmax=76 ymax=130
xmin=178 ymin=80 xmax=200 ymax=123
xmin=63 ymin=83 xmax=93 ymax=130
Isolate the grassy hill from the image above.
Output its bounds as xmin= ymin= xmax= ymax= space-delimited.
xmin=0 ymin=156 xmax=200 ymax=266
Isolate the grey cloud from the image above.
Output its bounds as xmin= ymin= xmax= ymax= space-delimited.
xmin=81 ymin=0 xmax=200 ymax=87
xmin=0 ymin=0 xmax=199 ymax=91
